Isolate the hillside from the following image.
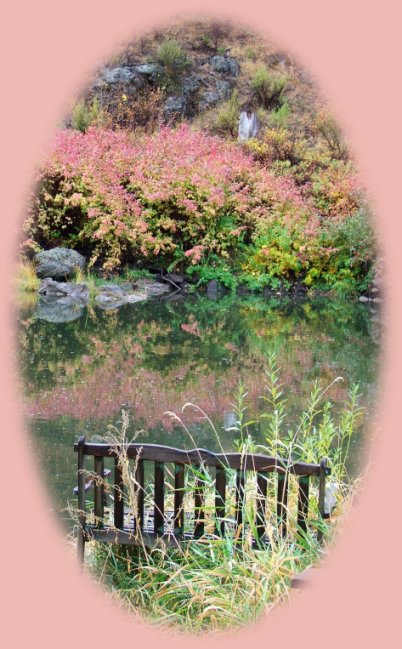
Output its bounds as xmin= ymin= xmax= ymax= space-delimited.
xmin=70 ymin=20 xmax=325 ymax=142
xmin=23 ymin=19 xmax=377 ymax=298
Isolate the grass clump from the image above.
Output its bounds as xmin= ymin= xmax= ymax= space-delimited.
xmin=76 ymin=355 xmax=364 ymax=633
xmin=16 ymin=260 xmax=40 ymax=292
xmin=250 ymin=64 xmax=287 ymax=109
xmin=70 ymin=98 xmax=101 ymax=133
xmin=208 ymin=90 xmax=241 ymax=138
xmin=156 ymin=39 xmax=189 ymax=89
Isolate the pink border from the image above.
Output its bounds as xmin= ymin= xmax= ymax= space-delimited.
xmin=1 ymin=1 xmax=401 ymax=647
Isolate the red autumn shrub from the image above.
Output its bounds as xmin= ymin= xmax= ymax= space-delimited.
xmin=27 ymin=125 xmax=316 ymax=272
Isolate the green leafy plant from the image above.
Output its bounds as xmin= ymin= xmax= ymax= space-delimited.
xmin=209 ymin=90 xmax=241 ymax=137
xmin=186 ymin=259 xmax=238 ymax=292
xmin=315 ymin=109 xmax=348 ymax=160
xmin=250 ymin=65 xmax=287 ymax=109
xmin=70 ymin=98 xmax=101 ymax=133
xmin=269 ymin=100 xmax=290 ymax=129
xmin=156 ymin=39 xmax=189 ymax=88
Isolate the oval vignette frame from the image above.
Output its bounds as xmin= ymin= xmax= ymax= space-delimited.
xmin=1 ymin=1 xmax=401 ymax=648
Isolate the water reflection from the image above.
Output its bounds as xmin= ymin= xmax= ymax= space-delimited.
xmin=18 ymin=294 xmax=380 ymax=528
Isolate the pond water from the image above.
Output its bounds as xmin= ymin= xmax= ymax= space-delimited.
xmin=17 ymin=293 xmax=380 ymax=530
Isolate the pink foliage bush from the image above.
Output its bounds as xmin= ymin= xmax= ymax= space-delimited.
xmin=309 ymin=161 xmax=363 ymax=219
xmin=27 ymin=125 xmax=317 ymax=271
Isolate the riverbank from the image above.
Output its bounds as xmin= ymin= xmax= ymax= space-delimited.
xmin=17 ymin=252 xmax=383 ymax=313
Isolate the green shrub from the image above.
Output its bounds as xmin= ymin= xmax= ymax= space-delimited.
xmin=315 ymin=109 xmax=348 ymax=160
xmin=269 ymin=100 xmax=290 ymax=129
xmin=156 ymin=39 xmax=189 ymax=88
xmin=186 ymin=258 xmax=238 ymax=292
xmin=242 ymin=226 xmax=304 ymax=285
xmin=250 ymin=65 xmax=287 ymax=109
xmin=209 ymin=90 xmax=241 ymax=137
xmin=244 ymin=46 xmax=257 ymax=61
xmin=245 ymin=127 xmax=298 ymax=165
xmin=70 ymin=98 xmax=101 ymax=133
xmin=200 ymin=34 xmax=212 ymax=49
xmin=311 ymin=208 xmax=376 ymax=294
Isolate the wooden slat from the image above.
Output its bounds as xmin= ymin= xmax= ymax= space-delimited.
xmin=194 ymin=466 xmax=205 ymax=538
xmin=235 ymin=469 xmax=246 ymax=534
xmin=297 ymin=475 xmax=310 ymax=534
xmin=174 ymin=464 xmax=185 ymax=536
xmin=74 ymin=442 xmax=323 ymax=476
xmin=256 ymin=472 xmax=268 ymax=540
xmin=215 ymin=467 xmax=226 ymax=535
xmin=94 ymin=456 xmax=104 ymax=528
xmin=134 ymin=459 xmax=144 ymax=532
xmin=154 ymin=462 xmax=165 ymax=535
xmin=317 ymin=457 xmax=328 ymax=542
xmin=87 ymin=527 xmax=184 ymax=550
xmin=277 ymin=471 xmax=289 ymax=538
xmin=73 ymin=469 xmax=111 ymax=495
xmin=114 ymin=457 xmax=124 ymax=530
xmin=77 ymin=436 xmax=86 ymax=563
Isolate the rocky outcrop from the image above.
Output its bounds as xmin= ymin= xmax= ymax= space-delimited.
xmin=35 ymin=247 xmax=86 ymax=279
xmin=210 ymin=55 xmax=239 ymax=76
xmin=35 ymin=276 xmax=173 ymax=318
xmin=36 ymin=278 xmax=89 ymax=323
xmin=38 ymin=278 xmax=89 ymax=302
xmin=35 ymin=299 xmax=86 ymax=323
xmin=182 ymin=75 xmax=202 ymax=96
xmin=94 ymin=284 xmax=147 ymax=309
xmin=134 ymin=63 xmax=163 ymax=80
xmin=215 ymin=79 xmax=232 ymax=99
xmin=90 ymin=50 xmax=240 ymax=121
xmin=101 ymin=67 xmax=139 ymax=85
xmin=163 ymin=96 xmax=187 ymax=117
xmin=199 ymin=91 xmax=220 ymax=109
xmin=94 ymin=278 xmax=170 ymax=310
xmin=135 ymin=278 xmax=172 ymax=297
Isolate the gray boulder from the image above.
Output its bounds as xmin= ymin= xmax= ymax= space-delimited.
xmin=135 ymin=63 xmax=162 ymax=81
xmin=38 ymin=278 xmax=89 ymax=303
xmin=94 ymin=283 xmax=138 ymax=310
xmin=227 ymin=58 xmax=240 ymax=77
xmin=182 ymin=75 xmax=201 ymax=96
xmin=215 ymin=79 xmax=232 ymax=100
xmin=35 ymin=298 xmax=85 ymax=323
xmin=199 ymin=91 xmax=219 ymax=109
xmin=35 ymin=278 xmax=89 ymax=323
xmin=164 ymin=96 xmax=187 ymax=117
xmin=35 ymin=248 xmax=86 ymax=279
xmin=211 ymin=56 xmax=229 ymax=73
xmin=94 ymin=278 xmax=170 ymax=310
xmin=102 ymin=67 xmax=137 ymax=84
xmin=135 ymin=278 xmax=171 ymax=297
xmin=211 ymin=56 xmax=239 ymax=76
xmin=95 ymin=293 xmax=147 ymax=310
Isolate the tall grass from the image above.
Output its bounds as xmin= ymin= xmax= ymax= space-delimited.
xmin=15 ymin=260 xmax=40 ymax=293
xmin=76 ymin=355 xmax=364 ymax=633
